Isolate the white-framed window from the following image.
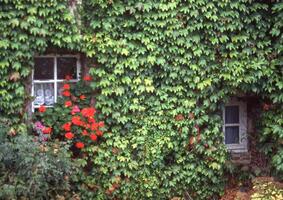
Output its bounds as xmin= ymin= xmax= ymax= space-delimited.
xmin=223 ymin=98 xmax=248 ymax=152
xmin=32 ymin=55 xmax=81 ymax=111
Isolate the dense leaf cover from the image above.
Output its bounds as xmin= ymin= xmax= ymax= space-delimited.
xmin=0 ymin=0 xmax=282 ymax=199
xmin=0 ymin=0 xmax=86 ymax=130
xmin=81 ymin=0 xmax=283 ymax=199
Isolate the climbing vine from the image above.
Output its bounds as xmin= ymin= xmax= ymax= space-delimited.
xmin=0 ymin=0 xmax=93 ymax=133
xmin=80 ymin=0 xmax=282 ymax=199
xmin=0 ymin=0 xmax=282 ymax=199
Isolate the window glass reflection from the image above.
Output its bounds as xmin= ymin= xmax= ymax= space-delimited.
xmin=225 ymin=126 xmax=239 ymax=144
xmin=225 ymin=106 xmax=239 ymax=124
xmin=34 ymin=58 xmax=54 ymax=80
xmin=57 ymin=57 xmax=77 ymax=79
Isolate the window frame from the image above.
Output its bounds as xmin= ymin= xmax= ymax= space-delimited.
xmin=32 ymin=54 xmax=81 ymax=111
xmin=223 ymin=98 xmax=248 ymax=153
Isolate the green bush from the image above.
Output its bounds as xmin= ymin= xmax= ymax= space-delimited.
xmin=0 ymin=134 xmax=77 ymax=199
xmin=0 ymin=0 xmax=282 ymax=199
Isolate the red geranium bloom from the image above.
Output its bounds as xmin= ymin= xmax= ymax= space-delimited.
xmin=71 ymin=105 xmax=80 ymax=115
xmin=88 ymin=117 xmax=96 ymax=123
xmin=75 ymin=142 xmax=85 ymax=149
xmin=63 ymin=84 xmax=70 ymax=90
xmin=65 ymin=75 xmax=72 ymax=80
xmin=91 ymin=123 xmax=99 ymax=131
xmin=62 ymin=90 xmax=71 ymax=97
xmin=65 ymin=132 xmax=74 ymax=140
xmin=98 ymin=121 xmax=105 ymax=128
xmin=65 ymin=101 xmax=72 ymax=107
xmin=82 ymin=130 xmax=88 ymax=136
xmin=96 ymin=130 xmax=103 ymax=137
xmin=72 ymin=116 xmax=82 ymax=126
xmin=38 ymin=105 xmax=46 ymax=113
xmin=42 ymin=127 xmax=52 ymax=134
xmin=79 ymin=95 xmax=86 ymax=100
xmin=81 ymin=107 xmax=96 ymax=118
xmin=83 ymin=75 xmax=92 ymax=81
xmin=90 ymin=134 xmax=97 ymax=141
xmin=62 ymin=122 xmax=71 ymax=131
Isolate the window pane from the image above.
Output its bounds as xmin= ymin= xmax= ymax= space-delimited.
xmin=225 ymin=106 xmax=239 ymax=124
xmin=34 ymin=58 xmax=54 ymax=80
xmin=57 ymin=57 xmax=77 ymax=79
xmin=225 ymin=126 xmax=239 ymax=144
xmin=34 ymin=83 xmax=55 ymax=106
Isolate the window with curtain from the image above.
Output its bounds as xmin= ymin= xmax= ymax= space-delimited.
xmin=32 ymin=55 xmax=80 ymax=111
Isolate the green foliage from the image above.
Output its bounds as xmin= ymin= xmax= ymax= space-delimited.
xmin=0 ymin=134 xmax=76 ymax=199
xmin=259 ymin=105 xmax=283 ymax=177
xmin=0 ymin=0 xmax=85 ymax=132
xmin=0 ymin=0 xmax=282 ymax=199
xmin=78 ymin=0 xmax=283 ymax=199
xmin=78 ymin=0 xmax=268 ymax=199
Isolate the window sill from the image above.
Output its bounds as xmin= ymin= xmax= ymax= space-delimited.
xmin=226 ymin=143 xmax=248 ymax=153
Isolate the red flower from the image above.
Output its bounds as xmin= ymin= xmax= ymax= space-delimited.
xmin=62 ymin=90 xmax=71 ymax=97
xmin=65 ymin=101 xmax=72 ymax=107
xmin=63 ymin=84 xmax=70 ymax=90
xmin=72 ymin=116 xmax=82 ymax=126
xmin=91 ymin=123 xmax=99 ymax=131
xmin=81 ymin=107 xmax=96 ymax=118
xmin=75 ymin=142 xmax=84 ymax=149
xmin=79 ymin=95 xmax=86 ymax=100
xmin=90 ymin=134 xmax=97 ymax=141
xmin=88 ymin=117 xmax=96 ymax=123
xmin=65 ymin=75 xmax=72 ymax=80
xmin=71 ymin=105 xmax=80 ymax=115
xmin=62 ymin=122 xmax=72 ymax=131
xmin=98 ymin=121 xmax=105 ymax=128
xmin=38 ymin=105 xmax=46 ymax=113
xmin=96 ymin=130 xmax=103 ymax=137
xmin=42 ymin=127 xmax=52 ymax=134
xmin=82 ymin=130 xmax=88 ymax=136
xmin=65 ymin=132 xmax=74 ymax=140
xmin=83 ymin=75 xmax=92 ymax=81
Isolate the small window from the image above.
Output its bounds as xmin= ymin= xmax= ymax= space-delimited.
xmin=223 ymin=99 xmax=247 ymax=152
xmin=32 ymin=55 xmax=80 ymax=111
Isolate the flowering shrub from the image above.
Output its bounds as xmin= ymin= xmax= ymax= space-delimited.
xmin=33 ymin=75 xmax=105 ymax=150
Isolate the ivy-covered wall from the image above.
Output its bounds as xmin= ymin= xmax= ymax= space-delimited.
xmin=81 ymin=0 xmax=282 ymax=199
xmin=0 ymin=0 xmax=87 ymax=132
xmin=0 ymin=0 xmax=282 ymax=199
